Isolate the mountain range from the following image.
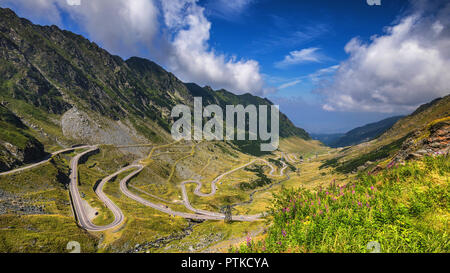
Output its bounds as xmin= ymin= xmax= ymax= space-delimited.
xmin=0 ymin=8 xmax=309 ymax=171
xmin=0 ymin=6 xmax=448 ymax=254
xmin=329 ymin=116 xmax=404 ymax=148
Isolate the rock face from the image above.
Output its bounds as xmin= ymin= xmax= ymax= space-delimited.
xmin=425 ymin=121 xmax=450 ymax=152
xmin=61 ymin=107 xmax=146 ymax=147
xmin=390 ymin=119 xmax=449 ymax=164
xmin=0 ymin=138 xmax=45 ymax=165
xmin=369 ymin=119 xmax=449 ymax=175
xmin=0 ymin=189 xmax=47 ymax=215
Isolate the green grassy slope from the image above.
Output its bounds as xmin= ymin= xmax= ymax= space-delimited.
xmin=0 ymin=104 xmax=47 ymax=171
xmin=234 ymin=155 xmax=449 ymax=253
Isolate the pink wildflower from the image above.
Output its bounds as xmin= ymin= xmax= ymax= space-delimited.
xmin=246 ymin=235 xmax=252 ymax=247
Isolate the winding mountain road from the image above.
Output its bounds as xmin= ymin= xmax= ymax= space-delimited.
xmin=118 ymin=165 xmax=233 ymax=221
xmin=281 ymin=152 xmax=298 ymax=164
xmin=0 ymin=145 xmax=126 ymax=231
xmin=1 ymin=142 xmax=300 ymax=230
xmin=69 ymin=146 xmax=128 ymax=231
xmin=0 ymin=145 xmax=92 ymax=177
xmin=179 ymin=157 xmax=289 ymax=219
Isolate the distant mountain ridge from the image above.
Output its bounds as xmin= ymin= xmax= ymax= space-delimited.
xmin=329 ymin=116 xmax=404 ymax=148
xmin=0 ymin=7 xmax=310 ymax=169
xmin=311 ymin=133 xmax=344 ymax=146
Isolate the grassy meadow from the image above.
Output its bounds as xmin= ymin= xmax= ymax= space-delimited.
xmin=233 ymin=155 xmax=449 ymax=253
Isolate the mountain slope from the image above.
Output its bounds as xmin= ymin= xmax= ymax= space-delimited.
xmin=328 ymin=95 xmax=450 ymax=173
xmin=184 ymin=83 xmax=310 ymax=139
xmin=0 ymin=104 xmax=47 ymax=171
xmin=0 ymin=7 xmax=310 ymax=169
xmin=0 ymin=7 xmax=179 ymax=146
xmin=329 ymin=116 xmax=404 ymax=148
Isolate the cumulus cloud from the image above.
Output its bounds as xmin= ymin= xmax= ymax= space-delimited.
xmin=72 ymin=0 xmax=159 ymax=57
xmin=161 ymin=0 xmax=266 ymax=95
xmin=1 ymin=0 xmax=159 ymax=57
xmin=0 ymin=0 xmax=267 ymax=95
xmin=275 ymin=47 xmax=324 ymax=68
xmin=318 ymin=3 xmax=450 ymax=113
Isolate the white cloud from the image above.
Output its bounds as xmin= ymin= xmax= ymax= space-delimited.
xmin=0 ymin=0 xmax=63 ymax=25
xmin=204 ymin=0 xmax=254 ymax=20
xmin=279 ymin=80 xmax=301 ymax=89
xmin=161 ymin=0 xmax=266 ymax=95
xmin=66 ymin=0 xmax=80 ymax=6
xmin=0 ymin=0 xmax=159 ymax=57
xmin=1 ymin=0 xmax=268 ymax=95
xmin=318 ymin=5 xmax=450 ymax=113
xmin=308 ymin=65 xmax=339 ymax=83
xmin=217 ymin=0 xmax=253 ymax=13
xmin=74 ymin=0 xmax=159 ymax=57
xmin=274 ymin=65 xmax=339 ymax=90
xmin=275 ymin=47 xmax=323 ymax=68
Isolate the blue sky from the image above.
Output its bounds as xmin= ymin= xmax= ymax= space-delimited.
xmin=200 ymin=0 xmax=412 ymax=133
xmin=203 ymin=0 xmax=407 ymax=88
xmin=1 ymin=0 xmax=449 ymax=134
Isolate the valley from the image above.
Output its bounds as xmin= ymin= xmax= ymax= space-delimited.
xmin=0 ymin=137 xmax=332 ymax=252
xmin=0 ymin=6 xmax=448 ymax=254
